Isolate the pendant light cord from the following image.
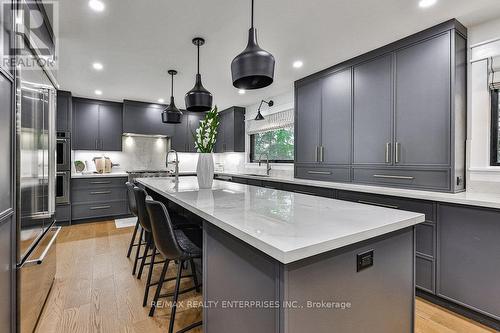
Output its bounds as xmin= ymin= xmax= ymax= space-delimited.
xmin=197 ymin=43 xmax=200 ymax=75
xmin=170 ymin=73 xmax=174 ymax=97
xmin=251 ymin=0 xmax=254 ymax=28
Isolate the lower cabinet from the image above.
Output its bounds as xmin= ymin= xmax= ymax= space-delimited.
xmin=295 ymin=164 xmax=350 ymax=183
xmin=71 ymin=177 xmax=129 ymax=221
xmin=55 ymin=204 xmax=71 ymax=223
xmin=437 ymin=204 xmax=500 ymax=320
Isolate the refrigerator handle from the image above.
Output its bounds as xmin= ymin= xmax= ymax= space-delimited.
xmin=20 ymin=227 xmax=61 ymax=267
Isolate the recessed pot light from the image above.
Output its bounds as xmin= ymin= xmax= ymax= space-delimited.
xmin=89 ymin=0 xmax=105 ymax=12
xmin=158 ymin=98 xmax=165 ymax=103
xmin=293 ymin=60 xmax=303 ymax=69
xmin=238 ymin=89 xmax=246 ymax=95
xmin=94 ymin=90 xmax=103 ymax=95
xmin=418 ymin=0 xmax=436 ymax=8
xmin=92 ymin=62 xmax=103 ymax=70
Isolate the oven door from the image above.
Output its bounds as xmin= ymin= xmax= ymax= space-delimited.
xmin=56 ymin=171 xmax=70 ymax=204
xmin=56 ymin=135 xmax=70 ymax=171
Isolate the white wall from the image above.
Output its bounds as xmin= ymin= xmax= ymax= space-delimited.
xmin=467 ymin=17 xmax=500 ymax=193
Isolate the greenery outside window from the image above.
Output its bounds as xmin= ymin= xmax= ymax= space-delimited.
xmin=492 ymin=90 xmax=500 ymax=166
xmin=250 ymin=127 xmax=294 ymax=163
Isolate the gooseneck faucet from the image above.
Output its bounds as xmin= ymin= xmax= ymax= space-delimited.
xmin=166 ymin=149 xmax=180 ymax=182
xmin=258 ymin=152 xmax=271 ymax=176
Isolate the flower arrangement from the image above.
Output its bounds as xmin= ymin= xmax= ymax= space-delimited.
xmin=194 ymin=106 xmax=220 ymax=153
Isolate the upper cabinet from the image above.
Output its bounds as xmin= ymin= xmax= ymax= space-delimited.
xmin=169 ymin=111 xmax=205 ymax=153
xmin=214 ymin=107 xmax=245 ymax=153
xmin=294 ymin=20 xmax=467 ymax=192
xmin=122 ymin=100 xmax=175 ymax=136
xmin=72 ymin=98 xmax=123 ymax=151
xmin=56 ymin=90 xmax=72 ymax=132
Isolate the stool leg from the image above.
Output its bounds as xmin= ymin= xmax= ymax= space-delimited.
xmin=189 ymin=259 xmax=200 ymax=293
xmin=168 ymin=260 xmax=184 ymax=333
xmin=137 ymin=234 xmax=151 ymax=279
xmin=126 ymin=219 xmax=140 ymax=258
xmin=143 ymin=243 xmax=157 ymax=307
xmin=149 ymin=259 xmax=170 ymax=317
xmin=132 ymin=228 xmax=144 ymax=276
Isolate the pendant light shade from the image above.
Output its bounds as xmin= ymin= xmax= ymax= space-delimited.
xmin=185 ymin=37 xmax=213 ymax=112
xmin=162 ymin=70 xmax=183 ymax=124
xmin=231 ymin=0 xmax=275 ymax=90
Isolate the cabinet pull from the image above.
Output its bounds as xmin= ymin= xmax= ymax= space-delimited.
xmin=395 ymin=142 xmax=400 ymax=163
xmin=385 ymin=142 xmax=391 ymax=163
xmin=314 ymin=146 xmax=319 ymax=162
xmin=90 ymin=191 xmax=111 ymax=195
xmin=357 ymin=200 xmax=399 ymax=209
xmin=373 ymin=174 xmax=414 ymax=180
xmin=90 ymin=181 xmax=112 ymax=184
xmin=307 ymin=170 xmax=332 ymax=175
xmin=90 ymin=205 xmax=111 ymax=210
xmin=320 ymin=146 xmax=325 ymax=162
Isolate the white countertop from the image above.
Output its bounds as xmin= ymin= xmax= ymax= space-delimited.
xmin=71 ymin=172 xmax=129 ymax=178
xmin=137 ymin=177 xmax=424 ymax=264
xmin=217 ymin=172 xmax=500 ymax=210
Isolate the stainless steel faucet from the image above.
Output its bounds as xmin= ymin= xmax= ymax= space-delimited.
xmin=166 ymin=149 xmax=180 ymax=182
xmin=258 ymin=153 xmax=271 ymax=176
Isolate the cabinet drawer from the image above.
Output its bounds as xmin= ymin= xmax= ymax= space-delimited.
xmin=295 ymin=166 xmax=350 ymax=183
xmin=72 ymin=187 xmax=127 ymax=204
xmin=55 ymin=204 xmax=71 ymax=222
xmin=336 ymin=191 xmax=435 ymax=222
xmin=416 ymin=223 xmax=434 ymax=257
xmin=72 ymin=200 xmax=128 ymax=220
xmin=416 ymin=256 xmax=435 ymax=293
xmin=352 ymin=168 xmax=449 ymax=191
xmin=72 ymin=177 xmax=128 ymax=190
xmin=281 ymin=183 xmax=335 ymax=198
xmin=261 ymin=181 xmax=283 ymax=190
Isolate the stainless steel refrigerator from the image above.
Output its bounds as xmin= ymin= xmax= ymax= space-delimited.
xmin=16 ymin=48 xmax=60 ymax=333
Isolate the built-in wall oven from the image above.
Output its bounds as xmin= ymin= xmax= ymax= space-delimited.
xmin=56 ymin=132 xmax=71 ymax=171
xmin=56 ymin=171 xmax=70 ymax=204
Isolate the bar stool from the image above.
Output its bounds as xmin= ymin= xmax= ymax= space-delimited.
xmin=145 ymin=197 xmax=202 ymax=333
xmin=125 ymin=182 xmax=144 ymax=276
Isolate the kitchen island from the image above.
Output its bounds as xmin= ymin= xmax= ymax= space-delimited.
xmin=137 ymin=177 xmax=425 ymax=333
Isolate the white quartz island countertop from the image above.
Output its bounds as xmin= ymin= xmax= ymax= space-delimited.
xmin=137 ymin=177 xmax=425 ymax=264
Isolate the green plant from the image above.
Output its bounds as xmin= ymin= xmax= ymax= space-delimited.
xmin=194 ymin=106 xmax=220 ymax=153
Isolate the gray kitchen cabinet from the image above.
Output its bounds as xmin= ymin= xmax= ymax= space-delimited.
xmin=170 ymin=117 xmax=188 ymax=152
xmin=437 ymin=204 xmax=500 ymax=320
xmin=321 ymin=68 xmax=352 ymax=164
xmin=56 ymin=90 xmax=72 ymax=132
xmin=214 ymin=107 xmax=245 ymax=153
xmin=295 ymin=80 xmax=321 ymax=163
xmin=394 ymin=33 xmax=451 ymax=167
xmin=73 ymin=98 xmax=123 ymax=151
xmin=98 ymin=103 xmax=123 ymax=151
xmin=123 ymin=100 xmax=175 ymax=137
xmin=72 ymin=98 xmax=99 ymax=150
xmin=186 ymin=112 xmax=204 ymax=152
xmin=353 ymin=54 xmax=393 ymax=165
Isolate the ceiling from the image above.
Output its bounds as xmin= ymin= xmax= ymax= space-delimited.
xmin=56 ymin=0 xmax=500 ymax=109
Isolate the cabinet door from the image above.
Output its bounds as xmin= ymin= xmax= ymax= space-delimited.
xmin=395 ymin=33 xmax=451 ymax=166
xmin=295 ymin=80 xmax=321 ymax=163
xmin=98 ymin=103 xmax=122 ymax=151
xmin=353 ymin=54 xmax=393 ymax=165
xmin=56 ymin=91 xmax=71 ymax=132
xmin=73 ymin=100 xmax=99 ymax=150
xmin=223 ymin=110 xmax=235 ymax=152
xmin=122 ymin=101 xmax=175 ymax=136
xmin=171 ymin=119 xmax=188 ymax=152
xmin=321 ymin=68 xmax=352 ymax=164
xmin=214 ymin=112 xmax=226 ymax=153
xmin=438 ymin=204 xmax=500 ymax=319
xmin=187 ymin=112 xmax=204 ymax=152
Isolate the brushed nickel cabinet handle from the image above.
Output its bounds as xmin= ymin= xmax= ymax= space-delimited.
xmin=315 ymin=146 xmax=319 ymax=162
xmin=320 ymin=146 xmax=325 ymax=162
xmin=357 ymin=200 xmax=399 ymax=209
xmin=90 ymin=191 xmax=112 ymax=195
xmin=307 ymin=170 xmax=332 ymax=175
xmin=90 ymin=181 xmax=112 ymax=184
xmin=385 ymin=142 xmax=391 ymax=163
xmin=89 ymin=205 xmax=111 ymax=210
xmin=373 ymin=174 xmax=414 ymax=180
xmin=395 ymin=142 xmax=400 ymax=163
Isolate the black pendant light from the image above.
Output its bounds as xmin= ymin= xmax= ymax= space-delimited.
xmin=255 ymin=99 xmax=273 ymax=121
xmin=162 ymin=70 xmax=183 ymax=124
xmin=185 ymin=37 xmax=213 ymax=112
xmin=231 ymin=0 xmax=275 ymax=90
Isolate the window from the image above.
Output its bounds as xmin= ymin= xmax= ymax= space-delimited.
xmin=250 ymin=128 xmax=294 ymax=163
xmin=492 ymin=90 xmax=500 ymax=166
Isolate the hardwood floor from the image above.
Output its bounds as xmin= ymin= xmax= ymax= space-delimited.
xmin=35 ymin=221 xmax=497 ymax=333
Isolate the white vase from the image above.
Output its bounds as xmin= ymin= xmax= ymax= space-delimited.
xmin=196 ymin=153 xmax=214 ymax=189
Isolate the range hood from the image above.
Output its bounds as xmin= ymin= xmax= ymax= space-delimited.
xmin=123 ymin=132 xmax=169 ymax=138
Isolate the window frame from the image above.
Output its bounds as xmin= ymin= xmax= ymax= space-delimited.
xmin=249 ymin=128 xmax=294 ymax=164
xmin=491 ymin=89 xmax=500 ymax=166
